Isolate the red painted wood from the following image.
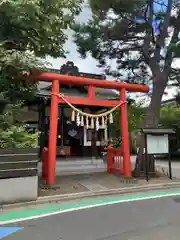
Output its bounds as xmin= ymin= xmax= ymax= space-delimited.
xmin=31 ymin=71 xmax=150 ymax=184
xmin=58 ymin=96 xmax=123 ymax=107
xmin=34 ymin=73 xmax=149 ymax=93
xmin=47 ymin=79 xmax=59 ymax=185
xmin=120 ymin=88 xmax=131 ymax=177
xmin=107 ymin=146 xmax=113 ymax=173
xmin=107 ymin=147 xmax=125 ymax=175
xmin=88 ymin=85 xmax=95 ymax=99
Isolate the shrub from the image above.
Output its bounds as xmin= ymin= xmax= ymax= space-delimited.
xmin=0 ymin=125 xmax=40 ymax=148
xmin=0 ymin=103 xmax=39 ymax=148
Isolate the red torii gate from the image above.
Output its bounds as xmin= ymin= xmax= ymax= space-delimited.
xmin=34 ymin=73 xmax=149 ymax=185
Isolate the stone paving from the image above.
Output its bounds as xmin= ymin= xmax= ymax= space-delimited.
xmin=38 ymin=172 xmax=178 ymax=197
xmin=38 ymin=157 xmax=180 ymax=197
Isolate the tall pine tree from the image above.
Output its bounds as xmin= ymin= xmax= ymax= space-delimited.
xmin=72 ymin=0 xmax=180 ymax=174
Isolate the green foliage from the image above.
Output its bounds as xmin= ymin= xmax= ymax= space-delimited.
xmin=0 ymin=102 xmax=24 ymax=129
xmin=128 ymin=103 xmax=145 ymax=132
xmin=159 ymin=104 xmax=180 ymax=156
xmin=0 ymin=125 xmax=39 ymax=148
xmin=89 ymin=0 xmax=143 ymax=14
xmin=110 ymin=102 xmax=180 ymax=155
xmin=111 ymin=137 xmax=122 ymax=148
xmin=0 ymin=0 xmax=83 ymax=102
xmin=110 ymin=99 xmax=145 ymax=138
xmin=0 ymin=0 xmax=83 ymax=148
xmin=0 ymin=0 xmax=82 ymax=57
xmin=109 ymin=99 xmax=145 ymax=153
xmin=0 ymin=103 xmax=39 ymax=148
xmin=72 ymin=0 xmax=148 ymax=81
xmin=73 ymin=0 xmax=180 ymax=85
xmin=73 ymin=1 xmax=180 ymax=168
xmin=160 ymin=104 xmax=180 ymax=128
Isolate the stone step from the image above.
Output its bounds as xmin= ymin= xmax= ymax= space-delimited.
xmin=55 ymin=159 xmax=105 ymax=166
xmin=56 ymin=159 xmax=92 ymax=166
xmin=39 ymin=159 xmax=105 ymax=167
xmin=57 ymin=164 xmax=102 ymax=171
xmin=39 ymin=160 xmax=107 ymax=176
xmin=39 ymin=163 xmax=107 ymax=171
xmin=55 ymin=166 xmax=107 ymax=176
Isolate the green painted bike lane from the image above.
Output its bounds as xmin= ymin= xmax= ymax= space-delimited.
xmin=1 ymin=190 xmax=180 ymax=225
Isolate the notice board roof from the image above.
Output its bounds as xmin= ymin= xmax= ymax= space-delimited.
xmin=141 ymin=128 xmax=175 ymax=135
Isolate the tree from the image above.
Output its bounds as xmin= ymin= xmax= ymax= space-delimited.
xmin=72 ymin=0 xmax=180 ymax=174
xmin=111 ymin=98 xmax=145 ymax=137
xmin=160 ymin=104 xmax=180 ymax=157
xmin=110 ymin=98 xmax=145 ymax=152
xmin=0 ymin=0 xmax=82 ymax=102
xmin=160 ymin=104 xmax=180 ymax=128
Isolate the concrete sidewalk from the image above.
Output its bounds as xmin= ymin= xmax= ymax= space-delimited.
xmin=2 ymin=157 xmax=180 ymax=211
xmin=1 ymin=172 xmax=180 ymax=211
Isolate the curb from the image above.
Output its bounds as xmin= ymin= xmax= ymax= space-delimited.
xmin=1 ymin=181 xmax=180 ymax=210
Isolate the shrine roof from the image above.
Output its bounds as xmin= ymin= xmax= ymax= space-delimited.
xmin=37 ymin=68 xmax=119 ymax=100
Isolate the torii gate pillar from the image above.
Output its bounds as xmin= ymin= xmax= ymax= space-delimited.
xmin=47 ymin=79 xmax=59 ymax=185
xmin=120 ymin=88 xmax=131 ymax=177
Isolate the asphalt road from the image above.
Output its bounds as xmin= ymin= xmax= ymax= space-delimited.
xmin=3 ymin=195 xmax=180 ymax=240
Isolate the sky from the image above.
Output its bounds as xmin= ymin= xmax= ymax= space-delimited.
xmin=46 ymin=1 xmax=179 ymax=103
xmin=46 ymin=4 xmax=98 ymax=73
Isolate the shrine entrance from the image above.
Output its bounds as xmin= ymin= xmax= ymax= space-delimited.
xmin=34 ymin=73 xmax=149 ymax=185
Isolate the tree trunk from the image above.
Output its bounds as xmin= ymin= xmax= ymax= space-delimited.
xmin=134 ymin=72 xmax=168 ymax=176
